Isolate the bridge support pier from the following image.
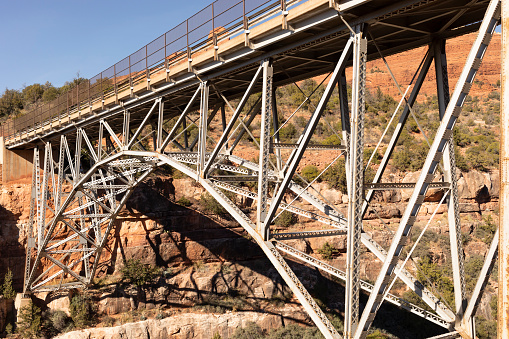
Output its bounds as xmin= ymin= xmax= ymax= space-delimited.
xmin=1 ymin=137 xmax=34 ymax=183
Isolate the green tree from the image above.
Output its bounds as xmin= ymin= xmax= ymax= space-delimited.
xmin=274 ymin=210 xmax=298 ymax=228
xmin=318 ymin=242 xmax=339 ymax=260
xmin=16 ymin=300 xmax=42 ymax=339
xmin=323 ymin=158 xmax=347 ymax=193
xmin=2 ymin=267 xmax=16 ymax=299
xmin=22 ymin=83 xmax=44 ymax=106
xmin=0 ymin=88 xmax=23 ymax=117
xmin=42 ymin=82 xmax=60 ymax=102
xmin=301 ymin=165 xmax=320 ymax=183
xmin=69 ymin=294 xmax=95 ymax=328
xmin=121 ymin=259 xmax=160 ymax=287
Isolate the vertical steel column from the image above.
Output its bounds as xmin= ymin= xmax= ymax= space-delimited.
xmin=198 ymin=82 xmax=209 ymax=178
xmin=75 ymin=129 xmax=82 ymax=183
xmin=257 ymin=59 xmax=274 ymax=239
xmin=272 ymin=86 xmax=282 ymax=173
xmin=38 ymin=144 xmax=51 ymax=250
xmin=339 ymin=71 xmax=351 ymax=195
xmin=123 ymin=109 xmax=130 ymax=148
xmin=434 ymin=39 xmax=467 ymax=322
xmin=23 ymin=149 xmax=39 ymax=293
xmin=345 ymin=26 xmax=367 ymax=339
xmin=220 ymin=104 xmax=228 ymax=149
xmin=157 ymin=101 xmax=164 ymax=150
xmin=499 ymin=0 xmax=509 ymax=337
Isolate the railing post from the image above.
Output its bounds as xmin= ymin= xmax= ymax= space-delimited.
xmin=243 ymin=0 xmax=250 ymax=47
xmin=101 ymin=72 xmax=104 ymax=109
xmin=114 ymin=64 xmax=118 ymax=104
xmin=281 ymin=0 xmax=288 ymax=30
xmin=146 ymin=46 xmax=150 ymax=90
xmin=187 ymin=19 xmax=192 ymax=72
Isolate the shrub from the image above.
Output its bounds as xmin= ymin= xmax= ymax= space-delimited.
xmin=474 ymin=215 xmax=497 ymax=244
xmin=70 ymin=294 xmax=95 ymax=328
xmin=279 ymin=123 xmax=297 ymax=141
xmin=201 ymin=192 xmax=227 ymax=215
xmin=301 ymin=165 xmax=320 ymax=183
xmin=176 ymin=196 xmax=192 ymax=207
xmin=416 ymin=256 xmax=455 ymax=307
xmin=200 ymin=190 xmax=236 ymax=215
xmin=212 ymin=332 xmax=222 ymax=339
xmin=317 ymin=242 xmax=339 ymax=260
xmin=16 ymin=300 xmax=42 ymax=339
xmin=476 ymin=316 xmax=497 ymax=339
xmin=274 ymin=210 xmax=298 ymax=228
xmin=5 ymin=322 xmax=13 ymax=335
xmin=266 ymin=324 xmax=321 ymax=338
xmin=121 ymin=259 xmax=160 ymax=287
xmin=323 ymin=158 xmax=347 ymax=193
xmin=231 ymin=322 xmax=264 ymax=339
xmin=367 ymin=329 xmax=390 ymax=338
xmin=103 ymin=315 xmax=116 ymax=327
xmin=2 ymin=267 xmax=16 ymax=299
xmin=322 ymin=134 xmax=341 ymax=145
xmin=43 ymin=309 xmax=71 ymax=336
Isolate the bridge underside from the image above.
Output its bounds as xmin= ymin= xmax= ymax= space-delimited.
xmin=6 ymin=0 xmax=502 ymax=339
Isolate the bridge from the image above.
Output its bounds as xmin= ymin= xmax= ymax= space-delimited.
xmin=0 ymin=0 xmax=506 ymax=338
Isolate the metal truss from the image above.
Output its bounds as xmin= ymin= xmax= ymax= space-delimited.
xmin=21 ymin=2 xmax=501 ymax=339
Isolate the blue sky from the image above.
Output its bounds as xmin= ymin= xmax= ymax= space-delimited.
xmin=0 ymin=0 xmax=211 ymax=91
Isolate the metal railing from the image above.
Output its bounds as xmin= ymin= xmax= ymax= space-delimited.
xmin=2 ymin=0 xmax=305 ymax=144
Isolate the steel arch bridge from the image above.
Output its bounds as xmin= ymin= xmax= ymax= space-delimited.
xmin=1 ymin=0 xmax=503 ymax=338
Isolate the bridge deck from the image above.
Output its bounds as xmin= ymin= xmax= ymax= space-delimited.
xmin=3 ymin=0 xmax=491 ymax=150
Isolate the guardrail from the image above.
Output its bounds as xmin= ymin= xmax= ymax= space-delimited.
xmin=3 ymin=0 xmax=304 ymax=145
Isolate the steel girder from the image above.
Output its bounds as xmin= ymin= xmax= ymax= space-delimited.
xmin=22 ymin=4 xmax=501 ymax=338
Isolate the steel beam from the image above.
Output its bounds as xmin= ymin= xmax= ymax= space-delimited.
xmin=345 ymin=25 xmax=367 ymax=339
xmin=257 ymin=59 xmax=274 ymax=238
xmin=434 ymin=39 xmax=467 ymax=323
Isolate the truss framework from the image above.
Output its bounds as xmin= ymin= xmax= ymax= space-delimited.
xmin=21 ymin=2 xmax=501 ymax=339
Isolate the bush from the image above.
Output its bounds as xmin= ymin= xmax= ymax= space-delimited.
xmin=474 ymin=215 xmax=497 ymax=244
xmin=231 ymin=322 xmax=264 ymax=339
xmin=176 ymin=196 xmax=192 ymax=207
xmin=317 ymin=242 xmax=339 ymax=260
xmin=476 ymin=316 xmax=497 ymax=339
xmin=274 ymin=210 xmax=298 ymax=228
xmin=121 ymin=259 xmax=161 ymax=287
xmin=322 ymin=134 xmax=341 ymax=145
xmin=279 ymin=123 xmax=297 ymax=141
xmin=16 ymin=300 xmax=42 ymax=339
xmin=392 ymin=140 xmax=428 ymax=171
xmin=416 ymin=256 xmax=455 ymax=307
xmin=266 ymin=324 xmax=322 ymax=338
xmin=201 ymin=192 xmax=227 ymax=215
xmin=367 ymin=329 xmax=390 ymax=339
xmin=2 ymin=267 xmax=16 ymax=299
xmin=43 ymin=309 xmax=71 ymax=336
xmin=323 ymin=158 xmax=347 ymax=193
xmin=301 ymin=165 xmax=320 ymax=183
xmin=200 ymin=191 xmax=236 ymax=215
xmin=70 ymin=294 xmax=95 ymax=328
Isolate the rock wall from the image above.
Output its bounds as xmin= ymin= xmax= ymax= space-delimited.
xmin=54 ymin=310 xmax=290 ymax=339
